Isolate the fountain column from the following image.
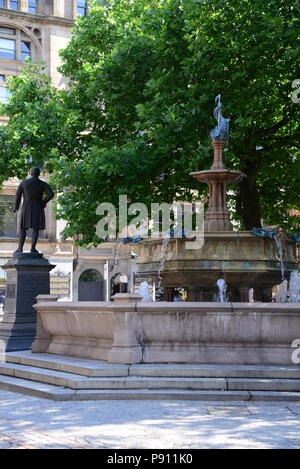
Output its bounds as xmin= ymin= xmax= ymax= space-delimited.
xmin=190 ymin=96 xmax=244 ymax=232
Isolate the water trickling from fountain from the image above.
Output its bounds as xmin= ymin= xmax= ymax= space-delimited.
xmin=139 ymin=280 xmax=151 ymax=302
xmin=288 ymin=270 xmax=300 ymax=303
xmin=275 ymin=272 xmax=300 ymax=303
xmin=216 ymin=279 xmax=228 ymax=302
xmin=156 ymin=233 xmax=171 ymax=301
xmin=112 ymin=241 xmax=122 ymax=268
xmin=274 ymin=231 xmax=287 ymax=281
xmin=275 ymin=279 xmax=288 ymax=303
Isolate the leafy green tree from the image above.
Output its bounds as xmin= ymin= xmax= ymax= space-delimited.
xmin=0 ymin=64 xmax=87 ymax=179
xmin=0 ymin=0 xmax=299 ymax=245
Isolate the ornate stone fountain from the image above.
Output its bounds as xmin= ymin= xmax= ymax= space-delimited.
xmin=20 ymin=97 xmax=299 ymax=369
xmin=136 ymin=96 xmax=298 ymax=301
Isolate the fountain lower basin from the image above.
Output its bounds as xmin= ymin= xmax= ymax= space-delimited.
xmin=136 ymin=231 xmax=298 ymax=301
xmin=32 ymin=295 xmax=300 ymax=365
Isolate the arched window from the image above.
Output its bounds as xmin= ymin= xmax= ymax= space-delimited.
xmin=0 ymin=26 xmax=31 ymax=61
xmin=78 ymin=269 xmax=103 ymax=301
xmin=0 ymin=26 xmax=34 ymax=103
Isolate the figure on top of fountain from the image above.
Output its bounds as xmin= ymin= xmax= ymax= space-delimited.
xmin=210 ymin=94 xmax=230 ymax=143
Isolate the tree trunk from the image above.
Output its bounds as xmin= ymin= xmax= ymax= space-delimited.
xmin=236 ymin=159 xmax=262 ymax=230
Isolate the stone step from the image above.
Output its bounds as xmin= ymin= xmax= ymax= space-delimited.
xmin=1 ymin=351 xmax=300 ymax=400
xmin=0 ymin=374 xmax=75 ymax=400
xmin=129 ymin=364 xmax=300 ymax=379
xmin=0 ymin=374 xmax=300 ymax=402
xmin=5 ymin=351 xmax=129 ymax=377
xmin=0 ymin=361 xmax=300 ymax=392
xmin=227 ymin=378 xmax=300 ymax=392
xmin=0 ymin=362 xmax=227 ymax=390
xmin=5 ymin=351 xmax=300 ymax=379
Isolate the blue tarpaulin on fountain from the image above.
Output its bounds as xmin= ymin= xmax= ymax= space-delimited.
xmin=250 ymin=228 xmax=300 ymax=242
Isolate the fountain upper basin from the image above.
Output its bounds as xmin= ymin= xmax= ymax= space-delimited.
xmin=136 ymin=231 xmax=298 ymax=302
xmin=190 ymin=169 xmax=243 ymax=183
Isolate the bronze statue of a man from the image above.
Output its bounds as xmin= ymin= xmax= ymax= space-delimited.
xmin=13 ymin=167 xmax=54 ymax=253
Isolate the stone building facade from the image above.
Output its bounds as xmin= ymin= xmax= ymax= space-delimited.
xmin=0 ymin=0 xmax=137 ymax=305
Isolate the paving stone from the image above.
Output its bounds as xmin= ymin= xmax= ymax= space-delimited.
xmin=0 ymin=390 xmax=300 ymax=448
xmin=286 ymin=404 xmax=300 ymax=414
xmin=206 ymin=405 xmax=251 ymax=416
xmin=0 ymin=438 xmax=12 ymax=449
xmin=247 ymin=405 xmax=295 ymax=416
xmin=249 ymin=391 xmax=300 ymax=402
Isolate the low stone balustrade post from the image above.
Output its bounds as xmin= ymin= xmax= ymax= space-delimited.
xmin=107 ymin=293 xmax=143 ymax=364
xmin=32 ymin=295 xmax=59 ymax=353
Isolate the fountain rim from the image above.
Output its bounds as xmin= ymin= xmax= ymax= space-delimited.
xmin=136 ymin=230 xmax=297 ymax=243
xmin=190 ymin=169 xmax=245 ymax=181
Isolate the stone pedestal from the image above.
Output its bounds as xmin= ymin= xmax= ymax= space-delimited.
xmin=190 ymin=141 xmax=244 ymax=232
xmin=253 ymin=286 xmax=273 ymax=303
xmin=0 ymin=253 xmax=55 ymax=351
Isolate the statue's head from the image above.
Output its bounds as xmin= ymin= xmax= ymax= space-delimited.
xmin=30 ymin=167 xmax=40 ymax=178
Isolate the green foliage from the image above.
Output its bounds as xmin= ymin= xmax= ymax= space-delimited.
xmin=0 ymin=0 xmax=299 ymax=244
xmin=0 ymin=63 xmax=86 ymax=181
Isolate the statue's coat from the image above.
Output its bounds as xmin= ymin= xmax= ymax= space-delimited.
xmin=14 ymin=177 xmax=54 ymax=230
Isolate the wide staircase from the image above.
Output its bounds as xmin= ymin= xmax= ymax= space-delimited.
xmin=0 ymin=351 xmax=299 ymax=401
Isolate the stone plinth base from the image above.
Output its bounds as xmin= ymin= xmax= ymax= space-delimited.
xmin=0 ymin=253 xmax=55 ymax=351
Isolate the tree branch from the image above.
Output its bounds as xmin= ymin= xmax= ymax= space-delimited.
xmin=263 ymin=116 xmax=289 ymax=135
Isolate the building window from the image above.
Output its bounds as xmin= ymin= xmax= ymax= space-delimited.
xmin=77 ymin=0 xmax=87 ymax=16
xmin=10 ymin=0 xmax=19 ymax=10
xmin=0 ymin=0 xmax=5 ymax=8
xmin=0 ymin=37 xmax=15 ymax=59
xmin=0 ymin=195 xmax=17 ymax=238
xmin=111 ymin=273 xmax=128 ymax=295
xmin=0 ymin=86 xmax=10 ymax=103
xmin=0 ymin=258 xmax=9 ymax=304
xmin=0 ymin=27 xmax=31 ymax=61
xmin=21 ymin=40 xmax=30 ymax=60
xmin=0 ymin=75 xmax=11 ymax=103
xmin=28 ymin=0 xmax=37 ymax=14
xmin=0 ymin=27 xmax=15 ymax=35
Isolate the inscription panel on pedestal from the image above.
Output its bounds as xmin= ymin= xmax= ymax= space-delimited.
xmin=6 ymin=284 xmax=16 ymax=299
xmin=17 ymin=273 xmax=50 ymax=315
